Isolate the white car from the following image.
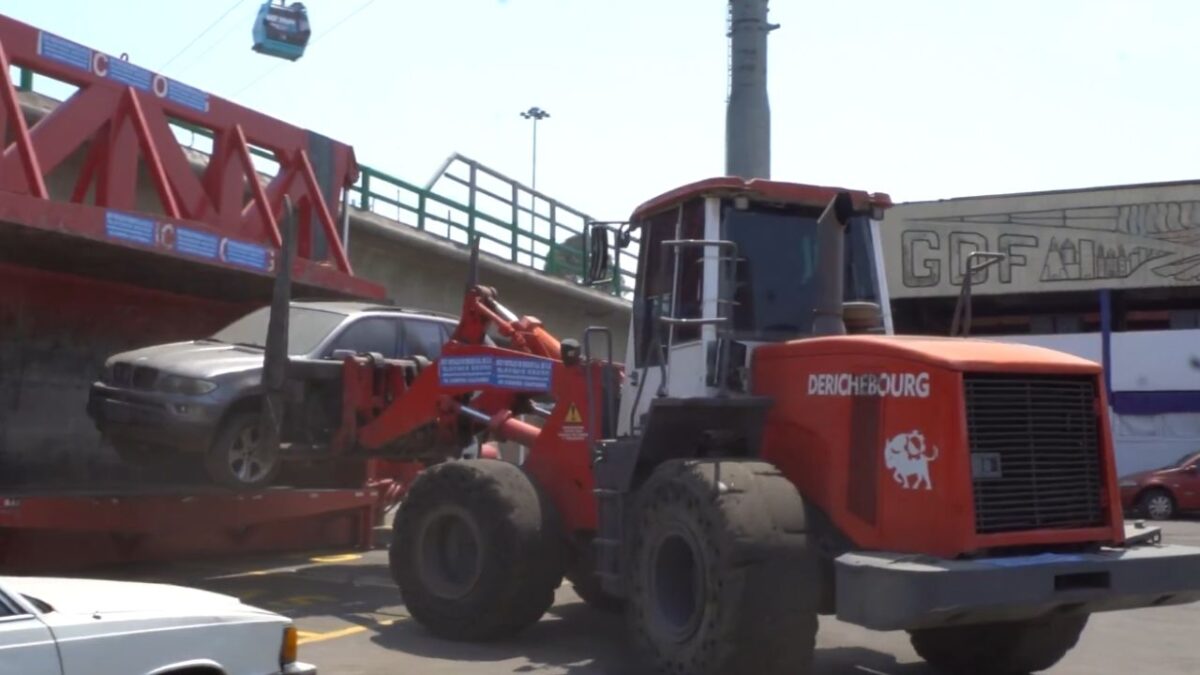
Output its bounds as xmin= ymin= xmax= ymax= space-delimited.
xmin=0 ymin=575 xmax=316 ymax=675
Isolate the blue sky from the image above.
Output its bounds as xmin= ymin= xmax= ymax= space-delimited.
xmin=5 ymin=1 xmax=1200 ymax=220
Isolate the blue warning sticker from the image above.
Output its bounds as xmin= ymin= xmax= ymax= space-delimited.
xmin=439 ymin=355 xmax=553 ymax=391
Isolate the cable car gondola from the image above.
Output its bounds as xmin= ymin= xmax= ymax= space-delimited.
xmin=252 ymin=1 xmax=311 ymax=61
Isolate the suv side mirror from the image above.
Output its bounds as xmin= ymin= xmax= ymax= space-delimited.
xmin=587 ymin=225 xmax=612 ymax=284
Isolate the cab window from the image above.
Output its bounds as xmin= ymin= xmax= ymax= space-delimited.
xmin=633 ymin=198 xmax=705 ymax=367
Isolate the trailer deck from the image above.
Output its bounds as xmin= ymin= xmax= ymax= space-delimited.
xmin=0 ymin=485 xmax=385 ymax=573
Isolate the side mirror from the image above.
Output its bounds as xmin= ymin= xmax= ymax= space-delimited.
xmin=949 ymin=251 xmax=1006 ymax=338
xmin=587 ymin=225 xmax=612 ymax=284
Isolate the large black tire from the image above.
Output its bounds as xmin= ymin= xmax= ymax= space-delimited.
xmin=909 ymin=614 xmax=1090 ymax=674
xmin=204 ymin=412 xmax=281 ymax=490
xmin=626 ymin=459 xmax=819 ymax=675
xmin=389 ymin=459 xmax=565 ymax=641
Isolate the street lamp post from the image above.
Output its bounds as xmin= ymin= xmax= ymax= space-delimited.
xmin=520 ymin=106 xmax=550 ymax=191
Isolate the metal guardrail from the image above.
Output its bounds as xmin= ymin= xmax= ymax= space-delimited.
xmin=355 ymin=155 xmax=637 ymax=299
xmin=14 ymin=68 xmax=637 ymax=299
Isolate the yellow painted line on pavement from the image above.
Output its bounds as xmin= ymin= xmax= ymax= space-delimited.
xmin=279 ymin=594 xmax=337 ymax=607
xmin=298 ymin=626 xmax=367 ymax=645
xmin=296 ymin=617 xmax=406 ymax=645
xmin=309 ymin=553 xmax=362 ymax=564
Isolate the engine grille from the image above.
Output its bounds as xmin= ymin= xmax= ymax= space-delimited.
xmin=110 ymin=362 xmax=132 ymax=386
xmin=107 ymin=363 xmax=158 ymax=390
xmin=964 ymin=374 xmax=1106 ymax=535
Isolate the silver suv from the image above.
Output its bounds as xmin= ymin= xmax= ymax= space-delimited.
xmin=87 ymin=301 xmax=458 ymax=489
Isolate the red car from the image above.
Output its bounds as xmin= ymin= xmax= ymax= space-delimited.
xmin=1120 ymin=451 xmax=1200 ymax=520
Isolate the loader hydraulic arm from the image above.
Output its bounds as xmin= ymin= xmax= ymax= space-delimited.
xmin=332 ymin=273 xmax=600 ymax=461
xmin=333 ymin=287 xmax=611 ymax=534
xmin=452 ymin=285 xmax=562 ymax=359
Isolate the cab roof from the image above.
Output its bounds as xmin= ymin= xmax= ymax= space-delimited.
xmin=630 ymin=177 xmax=893 ymax=224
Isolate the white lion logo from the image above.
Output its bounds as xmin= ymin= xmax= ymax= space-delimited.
xmin=883 ymin=430 xmax=940 ymax=491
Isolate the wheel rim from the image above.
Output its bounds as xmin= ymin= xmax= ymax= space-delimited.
xmin=649 ymin=529 xmax=704 ymax=643
xmin=1147 ymin=494 xmax=1173 ymax=519
xmin=227 ymin=423 xmax=276 ymax=484
xmin=416 ymin=506 xmax=484 ymax=600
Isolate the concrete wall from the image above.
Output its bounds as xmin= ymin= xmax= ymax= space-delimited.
xmin=882 ymin=181 xmax=1200 ymax=300
xmin=347 ymin=211 xmax=630 ymax=350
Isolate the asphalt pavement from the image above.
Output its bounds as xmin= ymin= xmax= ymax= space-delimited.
xmin=102 ymin=519 xmax=1200 ymax=674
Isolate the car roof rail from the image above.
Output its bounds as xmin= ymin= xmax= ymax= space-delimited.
xmin=359 ymin=305 xmax=457 ymax=320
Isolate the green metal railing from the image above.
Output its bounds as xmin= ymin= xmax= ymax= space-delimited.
xmin=353 ymin=155 xmax=637 ymax=299
xmin=15 ymin=67 xmax=637 ymax=299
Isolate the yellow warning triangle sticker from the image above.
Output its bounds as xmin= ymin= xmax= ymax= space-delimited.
xmin=564 ymin=403 xmax=583 ymax=424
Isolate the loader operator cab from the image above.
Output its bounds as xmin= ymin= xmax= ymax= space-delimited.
xmin=592 ymin=178 xmax=893 ymax=436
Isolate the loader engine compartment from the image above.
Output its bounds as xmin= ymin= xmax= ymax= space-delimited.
xmin=752 ymin=334 xmax=1124 ymax=559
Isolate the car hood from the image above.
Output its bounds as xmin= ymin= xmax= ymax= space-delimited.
xmin=0 ymin=576 xmax=262 ymax=616
xmin=110 ymin=341 xmax=266 ymax=379
xmin=1121 ymin=470 xmax=1155 ymax=483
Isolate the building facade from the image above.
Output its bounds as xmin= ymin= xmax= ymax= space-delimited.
xmin=881 ymin=180 xmax=1200 ymax=475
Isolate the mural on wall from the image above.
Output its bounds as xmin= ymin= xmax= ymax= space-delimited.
xmin=888 ymin=196 xmax=1200 ymax=298
xmin=1040 ymin=237 xmax=1170 ymax=282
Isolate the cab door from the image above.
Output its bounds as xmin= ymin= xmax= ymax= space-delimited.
xmin=0 ymin=587 xmax=60 ymax=675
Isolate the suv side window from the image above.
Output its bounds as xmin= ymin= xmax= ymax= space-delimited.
xmin=402 ymin=320 xmax=448 ymax=360
xmin=328 ymin=317 xmax=400 ymax=358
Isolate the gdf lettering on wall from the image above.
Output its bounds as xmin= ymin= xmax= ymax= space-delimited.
xmin=807 ymin=372 xmax=931 ymax=398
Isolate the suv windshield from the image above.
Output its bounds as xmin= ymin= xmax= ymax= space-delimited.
xmin=210 ymin=306 xmax=346 ymax=355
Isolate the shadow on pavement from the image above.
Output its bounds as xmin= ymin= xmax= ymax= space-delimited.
xmin=815 ymin=647 xmax=934 ymax=674
xmin=370 ymin=600 xmax=633 ymax=674
xmin=371 ymin=601 xmax=934 ymax=675
xmin=110 ymin=555 xmax=940 ymax=675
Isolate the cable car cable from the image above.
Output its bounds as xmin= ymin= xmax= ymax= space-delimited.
xmin=173 ymin=21 xmax=246 ymax=76
xmin=159 ymin=0 xmax=252 ymax=71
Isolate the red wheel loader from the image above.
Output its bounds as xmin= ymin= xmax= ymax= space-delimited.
xmin=258 ymin=177 xmax=1200 ymax=675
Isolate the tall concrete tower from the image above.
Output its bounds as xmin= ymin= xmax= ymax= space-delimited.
xmin=725 ymin=0 xmax=778 ymax=179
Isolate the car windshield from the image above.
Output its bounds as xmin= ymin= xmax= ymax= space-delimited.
xmin=1171 ymin=451 xmax=1200 ymax=468
xmin=210 ymin=306 xmax=346 ymax=356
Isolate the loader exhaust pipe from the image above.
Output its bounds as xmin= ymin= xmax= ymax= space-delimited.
xmin=812 ymin=192 xmax=855 ymax=337
xmin=259 ymin=196 xmax=296 ymax=457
